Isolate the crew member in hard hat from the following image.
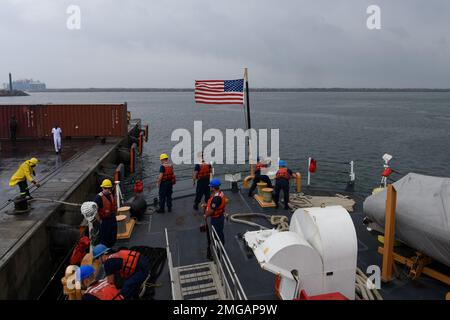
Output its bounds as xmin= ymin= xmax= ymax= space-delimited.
xmin=51 ymin=124 xmax=62 ymax=155
xmin=124 ymin=180 xmax=147 ymax=221
xmin=79 ymin=265 xmax=124 ymax=300
xmin=248 ymin=156 xmax=273 ymax=197
xmin=273 ymin=160 xmax=297 ymax=210
xmin=157 ymin=153 xmax=176 ymax=213
xmin=193 ymin=156 xmax=211 ymax=210
xmin=94 ymin=179 xmax=118 ymax=248
xmin=9 ymin=158 xmax=41 ymax=199
xmin=93 ymin=244 xmax=150 ymax=300
xmin=202 ymin=178 xmax=226 ymax=244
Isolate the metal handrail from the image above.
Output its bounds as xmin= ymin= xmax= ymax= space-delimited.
xmin=210 ymin=225 xmax=247 ymax=300
xmin=164 ymin=228 xmax=177 ymax=300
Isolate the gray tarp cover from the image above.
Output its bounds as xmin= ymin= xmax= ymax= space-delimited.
xmin=363 ymin=173 xmax=450 ymax=266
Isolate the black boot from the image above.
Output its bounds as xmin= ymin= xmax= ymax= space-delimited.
xmin=168 ymin=207 xmax=172 ymax=213
xmin=193 ymin=204 xmax=199 ymax=210
xmin=248 ymin=192 xmax=253 ymax=197
xmin=156 ymin=208 xmax=165 ymax=214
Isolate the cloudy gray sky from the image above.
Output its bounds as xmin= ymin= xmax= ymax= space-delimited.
xmin=1 ymin=0 xmax=450 ymax=88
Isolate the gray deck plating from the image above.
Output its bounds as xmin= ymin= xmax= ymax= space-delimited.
xmin=121 ymin=186 xmax=449 ymax=300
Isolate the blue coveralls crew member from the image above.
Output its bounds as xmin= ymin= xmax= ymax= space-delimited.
xmin=79 ymin=264 xmax=124 ymax=300
xmin=157 ymin=153 xmax=176 ymax=213
xmin=202 ymin=178 xmax=226 ymax=244
xmin=273 ymin=160 xmax=298 ymax=210
xmin=93 ymin=244 xmax=150 ymax=300
xmin=9 ymin=157 xmax=41 ymax=199
xmin=193 ymin=159 xmax=212 ymax=210
xmin=248 ymin=157 xmax=273 ymax=197
xmin=9 ymin=115 xmax=17 ymax=144
xmin=94 ymin=179 xmax=118 ymax=248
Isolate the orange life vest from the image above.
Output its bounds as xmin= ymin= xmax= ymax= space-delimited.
xmin=161 ymin=164 xmax=176 ymax=184
xmin=207 ymin=191 xmax=226 ymax=218
xmin=256 ymin=161 xmax=268 ymax=175
xmin=84 ymin=279 xmax=124 ymax=300
xmin=197 ymin=163 xmax=211 ymax=180
xmin=276 ymin=168 xmax=291 ymax=180
xmin=107 ymin=250 xmax=141 ymax=279
xmin=98 ymin=192 xmax=117 ymax=219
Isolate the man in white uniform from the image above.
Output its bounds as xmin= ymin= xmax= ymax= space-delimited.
xmin=52 ymin=125 xmax=62 ymax=154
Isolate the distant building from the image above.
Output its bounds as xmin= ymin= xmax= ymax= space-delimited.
xmin=3 ymin=79 xmax=46 ymax=91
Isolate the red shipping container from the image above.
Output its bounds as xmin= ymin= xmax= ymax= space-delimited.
xmin=0 ymin=105 xmax=40 ymax=139
xmin=0 ymin=104 xmax=127 ymax=139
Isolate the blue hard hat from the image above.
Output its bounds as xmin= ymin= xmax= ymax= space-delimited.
xmin=278 ymin=160 xmax=286 ymax=167
xmin=93 ymin=244 xmax=110 ymax=259
xmin=77 ymin=265 xmax=95 ymax=281
xmin=209 ymin=178 xmax=221 ymax=187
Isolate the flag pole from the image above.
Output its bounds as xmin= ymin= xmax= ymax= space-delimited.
xmin=244 ymin=68 xmax=254 ymax=176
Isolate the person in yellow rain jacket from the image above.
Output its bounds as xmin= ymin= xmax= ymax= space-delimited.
xmin=9 ymin=158 xmax=41 ymax=199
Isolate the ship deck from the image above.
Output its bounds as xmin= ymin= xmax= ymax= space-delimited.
xmin=118 ymin=180 xmax=450 ymax=300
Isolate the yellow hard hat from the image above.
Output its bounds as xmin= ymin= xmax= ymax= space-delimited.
xmin=100 ymin=179 xmax=113 ymax=188
xmin=160 ymin=153 xmax=169 ymax=160
xmin=29 ymin=158 xmax=39 ymax=165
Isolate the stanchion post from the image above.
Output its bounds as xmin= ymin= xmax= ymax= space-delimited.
xmin=130 ymin=144 xmax=135 ymax=174
xmin=350 ymin=160 xmax=355 ymax=182
xmin=138 ymin=132 xmax=143 ymax=156
xmin=296 ymin=172 xmax=301 ymax=193
xmin=307 ymin=157 xmax=311 ymax=186
xmin=382 ymin=184 xmax=397 ymax=282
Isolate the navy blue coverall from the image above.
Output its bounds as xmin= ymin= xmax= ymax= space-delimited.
xmin=94 ymin=193 xmax=118 ymax=248
xmin=104 ymin=254 xmax=150 ymax=300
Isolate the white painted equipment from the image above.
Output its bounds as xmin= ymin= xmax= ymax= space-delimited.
xmin=244 ymin=205 xmax=357 ymax=300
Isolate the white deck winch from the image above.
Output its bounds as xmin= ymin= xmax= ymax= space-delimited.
xmin=244 ymin=205 xmax=357 ymax=299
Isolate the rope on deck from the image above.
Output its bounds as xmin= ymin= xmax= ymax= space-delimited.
xmin=288 ymin=193 xmax=356 ymax=212
xmin=355 ymin=268 xmax=383 ymax=300
xmin=228 ymin=213 xmax=289 ymax=231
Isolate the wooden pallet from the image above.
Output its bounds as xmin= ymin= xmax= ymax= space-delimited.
xmin=254 ymin=194 xmax=276 ymax=208
xmin=117 ymin=218 xmax=136 ymax=240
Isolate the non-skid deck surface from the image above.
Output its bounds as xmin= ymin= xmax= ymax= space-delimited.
xmin=120 ymin=187 xmax=450 ymax=300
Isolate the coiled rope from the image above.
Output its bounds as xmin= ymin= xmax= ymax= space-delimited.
xmin=355 ymin=268 xmax=383 ymax=300
xmin=228 ymin=213 xmax=290 ymax=231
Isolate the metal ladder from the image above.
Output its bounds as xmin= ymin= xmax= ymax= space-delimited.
xmin=172 ymin=262 xmax=226 ymax=300
xmin=165 ymin=228 xmax=247 ymax=301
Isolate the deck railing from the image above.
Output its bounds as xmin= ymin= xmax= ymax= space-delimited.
xmin=210 ymin=226 xmax=247 ymax=300
xmin=164 ymin=228 xmax=178 ymax=299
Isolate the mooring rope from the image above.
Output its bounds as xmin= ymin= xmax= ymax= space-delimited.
xmin=228 ymin=213 xmax=290 ymax=231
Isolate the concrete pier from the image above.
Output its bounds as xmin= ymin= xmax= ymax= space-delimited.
xmin=0 ymin=122 xmax=139 ymax=299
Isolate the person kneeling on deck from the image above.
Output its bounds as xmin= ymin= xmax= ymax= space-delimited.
xmin=193 ymin=158 xmax=212 ymax=210
xmin=157 ymin=153 xmax=176 ymax=213
xmin=79 ymin=265 xmax=124 ymax=300
xmin=248 ymin=157 xmax=273 ymax=197
xmin=9 ymin=157 xmax=41 ymax=199
xmin=94 ymin=179 xmax=118 ymax=248
xmin=93 ymin=244 xmax=150 ymax=300
xmin=273 ymin=160 xmax=298 ymax=210
xmin=202 ymin=178 xmax=226 ymax=244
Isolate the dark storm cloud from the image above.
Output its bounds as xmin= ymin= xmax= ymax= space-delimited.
xmin=1 ymin=0 xmax=449 ymax=87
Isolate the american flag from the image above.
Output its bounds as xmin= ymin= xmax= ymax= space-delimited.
xmin=195 ymin=79 xmax=244 ymax=105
